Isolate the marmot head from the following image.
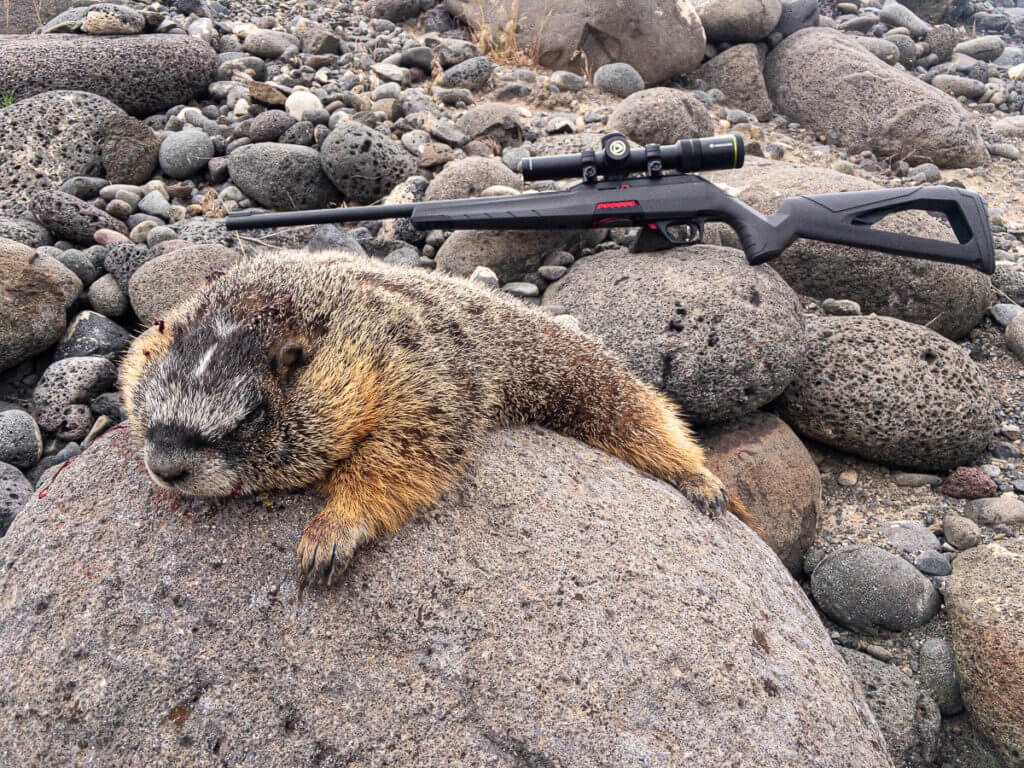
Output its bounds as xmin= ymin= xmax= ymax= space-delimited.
xmin=128 ymin=311 xmax=323 ymax=498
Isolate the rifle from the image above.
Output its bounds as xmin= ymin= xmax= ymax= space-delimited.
xmin=225 ymin=132 xmax=995 ymax=274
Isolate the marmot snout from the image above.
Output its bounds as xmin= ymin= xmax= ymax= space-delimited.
xmin=121 ymin=249 xmax=752 ymax=591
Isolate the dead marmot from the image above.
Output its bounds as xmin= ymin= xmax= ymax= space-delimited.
xmin=121 ymin=249 xmax=752 ymax=590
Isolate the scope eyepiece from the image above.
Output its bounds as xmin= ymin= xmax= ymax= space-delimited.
xmin=521 ymin=133 xmax=745 ymax=182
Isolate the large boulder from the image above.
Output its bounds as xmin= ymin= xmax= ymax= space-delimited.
xmin=0 ymin=0 xmax=74 ymax=33
xmin=707 ymin=158 xmax=992 ymax=340
xmin=321 ymin=122 xmax=418 ymax=204
xmin=445 ymin=0 xmax=707 ymax=84
xmin=839 ymin=648 xmax=942 ymax=768
xmin=693 ymin=0 xmax=782 ymax=42
xmin=0 ymin=240 xmax=68 ymax=371
xmin=543 ymin=245 xmax=806 ymax=425
xmin=608 ymin=87 xmax=715 ymax=146
xmin=701 ymin=411 xmax=820 ymax=575
xmin=0 ymin=425 xmax=894 ymax=767
xmin=227 ymin=143 xmax=341 ymax=211
xmin=0 ymin=90 xmax=125 ymax=217
xmin=0 ymin=35 xmax=217 ymax=117
xmin=694 ymin=44 xmax=773 ymax=120
xmin=945 ymin=539 xmax=1024 ymax=767
xmin=765 ymin=28 xmax=988 ymax=168
xmin=776 ymin=315 xmax=994 ymax=470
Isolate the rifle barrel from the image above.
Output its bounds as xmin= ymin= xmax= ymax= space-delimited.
xmin=225 ymin=203 xmax=416 ymax=231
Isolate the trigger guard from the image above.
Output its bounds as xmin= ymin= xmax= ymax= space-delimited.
xmin=658 ymin=219 xmax=704 ymax=245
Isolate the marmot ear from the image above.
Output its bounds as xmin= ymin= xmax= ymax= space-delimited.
xmin=273 ymin=341 xmax=307 ymax=378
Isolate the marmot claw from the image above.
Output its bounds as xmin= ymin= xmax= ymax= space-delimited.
xmin=296 ymin=519 xmax=357 ymax=597
xmin=674 ymin=469 xmax=729 ymax=519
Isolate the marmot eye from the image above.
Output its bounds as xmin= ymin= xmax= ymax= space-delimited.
xmin=225 ymin=405 xmax=265 ymax=439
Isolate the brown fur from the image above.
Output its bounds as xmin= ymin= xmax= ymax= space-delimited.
xmin=120 ymin=249 xmax=756 ymax=590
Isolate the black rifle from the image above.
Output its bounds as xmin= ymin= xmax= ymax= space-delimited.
xmin=225 ymin=132 xmax=995 ymax=274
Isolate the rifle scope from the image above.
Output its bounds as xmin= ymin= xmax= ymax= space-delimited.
xmin=521 ymin=133 xmax=745 ymax=182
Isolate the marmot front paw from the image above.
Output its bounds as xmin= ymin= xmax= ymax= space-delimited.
xmin=674 ymin=468 xmax=729 ymax=519
xmin=296 ymin=514 xmax=365 ymax=594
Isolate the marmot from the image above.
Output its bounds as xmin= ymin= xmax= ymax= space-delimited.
xmin=121 ymin=249 xmax=752 ymax=590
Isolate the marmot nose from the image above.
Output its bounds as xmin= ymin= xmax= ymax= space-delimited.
xmin=147 ymin=454 xmax=189 ymax=485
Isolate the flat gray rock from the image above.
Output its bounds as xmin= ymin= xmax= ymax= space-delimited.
xmin=0 ymin=426 xmax=892 ymax=767
xmin=128 ymin=245 xmax=240 ymax=325
xmin=0 ymin=34 xmax=217 ymax=117
xmin=1 ymin=0 xmax=74 ymax=33
xmin=693 ymin=0 xmax=782 ymax=41
xmin=543 ymin=245 xmax=806 ymax=424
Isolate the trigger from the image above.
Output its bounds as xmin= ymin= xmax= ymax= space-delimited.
xmin=658 ymin=220 xmax=704 ymax=245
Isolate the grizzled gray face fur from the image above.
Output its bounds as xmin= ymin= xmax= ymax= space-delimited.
xmin=140 ymin=315 xmax=274 ymax=497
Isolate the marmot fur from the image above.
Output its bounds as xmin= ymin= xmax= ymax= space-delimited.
xmin=120 ymin=249 xmax=752 ymax=590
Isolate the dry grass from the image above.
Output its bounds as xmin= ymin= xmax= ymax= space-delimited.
xmin=470 ymin=0 xmax=548 ymax=68
xmin=1 ymin=0 xmax=48 ymax=31
xmin=569 ymin=48 xmax=592 ymax=82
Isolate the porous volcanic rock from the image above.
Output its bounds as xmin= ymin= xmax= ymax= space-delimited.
xmin=765 ymin=28 xmax=988 ymax=168
xmin=839 ymin=647 xmax=941 ymax=768
xmin=776 ymin=315 xmax=994 ymax=470
xmin=0 ymin=35 xmax=217 ymax=117
xmin=543 ymin=245 xmax=806 ymax=424
xmin=0 ymin=90 xmax=126 ymax=217
xmin=321 ymin=121 xmax=418 ymax=204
